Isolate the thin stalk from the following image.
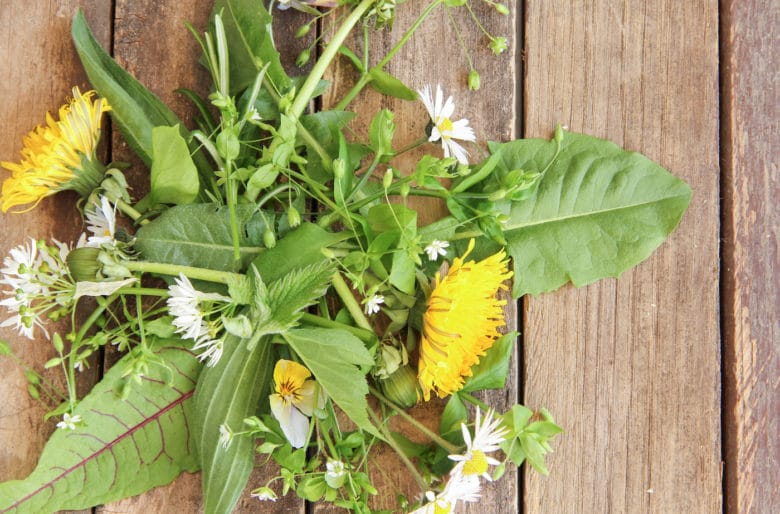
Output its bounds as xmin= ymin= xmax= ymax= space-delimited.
xmin=123 ymin=261 xmax=244 ymax=284
xmin=370 ymin=386 xmax=459 ymax=454
xmin=299 ymin=313 xmax=375 ymax=343
xmin=368 ymin=408 xmax=428 ymax=491
xmin=288 ymin=0 xmax=376 ymax=122
xmin=330 ymin=273 xmax=373 ymax=331
xmin=115 ymin=199 xmax=147 ymax=225
xmin=459 ymin=391 xmax=490 ymax=411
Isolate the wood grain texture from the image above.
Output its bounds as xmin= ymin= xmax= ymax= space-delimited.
xmin=721 ymin=1 xmax=780 ymax=512
xmin=522 ymin=1 xmax=721 ymax=512
xmin=320 ymin=3 xmax=518 ymax=512
xmin=0 ymin=0 xmax=111 ymax=504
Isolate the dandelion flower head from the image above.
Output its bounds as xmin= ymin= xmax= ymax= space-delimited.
xmin=418 ymin=239 xmax=512 ymax=400
xmin=1 ymin=87 xmax=110 ymax=213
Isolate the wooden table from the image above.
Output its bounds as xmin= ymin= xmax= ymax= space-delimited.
xmin=0 ymin=1 xmax=776 ymax=512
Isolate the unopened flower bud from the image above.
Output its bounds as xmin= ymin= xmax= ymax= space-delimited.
xmin=494 ymin=3 xmax=510 ymax=15
xmin=287 ymin=206 xmax=301 ymax=228
xmin=379 ymin=365 xmax=419 ymax=408
xmin=66 ymin=247 xmax=102 ymax=282
xmin=382 ymin=169 xmax=394 ymax=190
xmin=487 ymin=189 xmax=508 ymax=201
xmin=295 ymin=24 xmax=311 ymax=38
xmin=263 ymin=228 xmax=277 ymax=249
xmin=468 ymin=69 xmax=481 ymax=91
xmin=296 ymin=48 xmax=311 ymax=67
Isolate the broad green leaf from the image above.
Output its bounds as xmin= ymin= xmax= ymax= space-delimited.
xmin=440 ymin=394 xmax=468 ymax=438
xmin=71 ymin=12 xmax=212 ymax=191
xmin=0 ymin=340 xmax=201 ymax=512
xmin=213 ymin=0 xmax=290 ymax=94
xmin=135 ymin=204 xmax=269 ymax=273
xmin=252 ymin=223 xmax=347 ymax=283
xmin=368 ymin=68 xmax=418 ymax=101
xmin=150 ymin=125 xmax=199 ymax=205
xmin=193 ymin=333 xmax=274 ymax=514
xmin=492 ymin=131 xmax=692 ymax=297
xmin=284 ymin=328 xmax=379 ymax=438
xmin=461 ymin=332 xmax=517 ymax=392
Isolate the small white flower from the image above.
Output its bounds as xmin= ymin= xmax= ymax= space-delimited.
xmin=85 ymin=196 xmax=117 ymax=247
xmin=56 ymin=412 xmax=82 ymax=431
xmin=250 ymin=487 xmax=278 ymax=502
xmin=418 ymin=84 xmax=476 ymax=165
xmin=411 ymin=473 xmax=481 ymax=513
xmin=325 ymin=459 xmax=347 ymax=488
xmin=192 ymin=335 xmax=224 ymax=368
xmin=218 ymin=424 xmax=233 ymax=449
xmin=364 ymin=294 xmax=385 ymax=315
xmin=449 ymin=408 xmax=509 ymax=481
xmin=247 ymin=107 xmax=262 ymax=122
xmin=424 ymin=240 xmax=450 ymax=261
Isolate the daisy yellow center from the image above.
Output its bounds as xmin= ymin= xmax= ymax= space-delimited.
xmin=436 ymin=116 xmax=454 ymax=139
xmin=418 ymin=239 xmax=512 ymax=400
xmin=462 ymin=450 xmax=489 ymax=476
xmin=433 ymin=501 xmax=453 ymax=514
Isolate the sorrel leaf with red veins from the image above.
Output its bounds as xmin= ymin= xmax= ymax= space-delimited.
xmin=0 ymin=340 xmax=201 ymax=513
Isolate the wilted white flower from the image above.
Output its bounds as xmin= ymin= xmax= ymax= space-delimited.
xmin=424 ymin=240 xmax=450 ymax=261
xmin=250 ymin=487 xmax=278 ymax=502
xmin=56 ymin=412 xmax=82 ymax=431
xmin=85 ymin=195 xmax=117 ymax=247
xmin=411 ymin=473 xmax=482 ymax=513
xmin=218 ymin=424 xmax=233 ymax=449
xmin=418 ymin=84 xmax=476 ymax=165
xmin=364 ymin=294 xmax=385 ymax=315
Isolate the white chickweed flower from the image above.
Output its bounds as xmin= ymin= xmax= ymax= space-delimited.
xmin=218 ymin=424 xmax=233 ymax=449
xmin=424 ymin=240 xmax=450 ymax=261
xmin=56 ymin=412 xmax=82 ymax=431
xmin=364 ymin=294 xmax=385 ymax=315
xmin=418 ymin=84 xmax=476 ymax=165
xmin=325 ymin=459 xmax=347 ymax=488
xmin=449 ymin=407 xmax=510 ymax=481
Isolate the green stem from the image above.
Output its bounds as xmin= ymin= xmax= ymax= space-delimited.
xmin=123 ymin=261 xmax=243 ymax=285
xmin=367 ymin=408 xmax=428 ymax=492
xmin=330 ymin=273 xmax=373 ymax=331
xmin=459 ymin=391 xmax=490 ymax=411
xmin=115 ymin=199 xmax=148 ymax=225
xmin=114 ymin=287 xmax=169 ymax=297
xmin=299 ymin=313 xmax=376 ymax=343
xmin=370 ymin=386 xmax=459 ymax=454
xmin=335 ymin=0 xmax=444 ymax=111
xmin=288 ymin=0 xmax=376 ymax=122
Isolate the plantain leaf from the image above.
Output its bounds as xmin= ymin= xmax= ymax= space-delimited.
xmin=71 ymin=11 xmax=213 ymax=194
xmin=491 ymin=131 xmax=692 ymax=297
xmin=0 ymin=340 xmax=201 ymax=513
xmin=284 ymin=328 xmax=379 ymax=439
xmin=135 ymin=204 xmax=270 ymax=273
xmin=193 ymin=333 xmax=274 ymax=514
xmin=213 ymin=0 xmax=290 ymax=94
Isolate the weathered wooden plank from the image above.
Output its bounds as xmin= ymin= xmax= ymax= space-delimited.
xmin=0 ymin=3 xmax=111 ymax=510
xmin=721 ymin=1 xmax=780 ymax=512
xmin=522 ymin=1 xmax=721 ymax=512
xmin=99 ymin=3 xmax=311 ymax=513
xmin=320 ymin=3 xmax=518 ymax=512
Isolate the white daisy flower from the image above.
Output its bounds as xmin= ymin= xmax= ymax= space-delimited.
xmin=364 ymin=294 xmax=385 ymax=315
xmin=250 ymin=487 xmax=278 ymax=502
xmin=424 ymin=240 xmax=450 ymax=261
xmin=411 ymin=473 xmax=482 ymax=513
xmin=85 ymin=195 xmax=117 ymax=247
xmin=56 ymin=412 xmax=82 ymax=431
xmin=449 ymin=408 xmax=510 ymax=481
xmin=418 ymin=84 xmax=476 ymax=165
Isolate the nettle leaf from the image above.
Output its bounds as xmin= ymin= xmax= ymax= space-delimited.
xmin=284 ymin=328 xmax=379 ymax=438
xmin=150 ymin=125 xmax=199 ymax=205
xmin=193 ymin=333 xmax=274 ymax=514
xmin=214 ymin=0 xmax=290 ymax=94
xmin=265 ymin=261 xmax=334 ymax=331
xmin=0 ymin=341 xmax=201 ymax=513
xmin=135 ymin=204 xmax=269 ymax=273
xmin=491 ymin=131 xmax=692 ymax=297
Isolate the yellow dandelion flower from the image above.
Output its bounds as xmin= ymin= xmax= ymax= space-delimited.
xmin=1 ymin=87 xmax=110 ymax=213
xmin=418 ymin=239 xmax=512 ymax=400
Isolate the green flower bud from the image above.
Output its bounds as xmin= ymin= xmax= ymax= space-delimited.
xmin=489 ymin=36 xmax=508 ymax=55
xmin=468 ymin=69 xmax=481 ymax=91
xmin=379 ymin=365 xmax=419 ymax=408
xmin=487 ymin=189 xmax=508 ymax=201
xmin=66 ymin=247 xmax=102 ymax=282
xmin=296 ymin=48 xmax=311 ymax=67
xmin=494 ymin=3 xmax=510 ymax=15
xmin=382 ymin=168 xmax=394 ymax=190
xmin=263 ymin=228 xmax=277 ymax=249
xmin=287 ymin=206 xmax=302 ymax=228
xmin=295 ymin=24 xmax=311 ymax=38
